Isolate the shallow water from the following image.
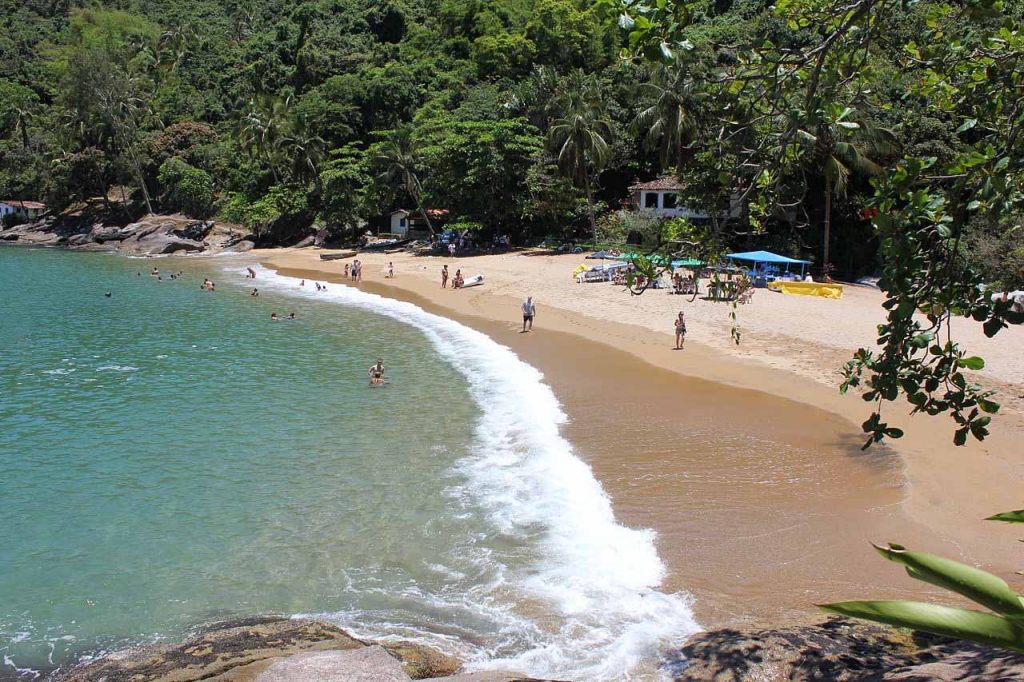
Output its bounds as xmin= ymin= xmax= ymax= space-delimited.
xmin=0 ymin=249 xmax=696 ymax=680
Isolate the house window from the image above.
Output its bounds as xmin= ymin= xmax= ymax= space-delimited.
xmin=643 ymin=192 xmax=658 ymax=208
xmin=663 ymin=193 xmax=678 ymax=209
xmin=399 ymin=218 xmax=406 ymax=227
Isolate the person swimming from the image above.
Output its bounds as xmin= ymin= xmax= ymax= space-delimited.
xmin=271 ymin=312 xmax=278 ymax=320
xmin=367 ymin=358 xmax=386 ymax=385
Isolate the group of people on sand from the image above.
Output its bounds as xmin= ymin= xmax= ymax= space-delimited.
xmin=344 ymin=260 xmax=363 ymax=282
xmin=440 ymin=265 xmax=465 ymax=289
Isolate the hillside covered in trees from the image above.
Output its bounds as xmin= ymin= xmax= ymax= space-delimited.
xmin=0 ymin=0 xmax=1021 ymax=283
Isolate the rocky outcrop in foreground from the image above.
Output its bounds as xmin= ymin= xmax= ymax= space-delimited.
xmin=54 ymin=617 xmax=554 ymax=682
xmin=0 ymin=213 xmax=254 ymax=256
xmin=668 ymin=618 xmax=1024 ymax=681
xmin=52 ymin=615 xmax=1024 ymax=681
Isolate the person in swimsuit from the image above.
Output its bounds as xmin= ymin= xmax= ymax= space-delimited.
xmin=441 ymin=264 xmax=448 ymax=288
xmin=674 ymin=311 xmax=687 ymax=349
xmin=522 ymin=296 xmax=536 ymax=332
xmin=367 ymin=358 xmax=386 ymax=385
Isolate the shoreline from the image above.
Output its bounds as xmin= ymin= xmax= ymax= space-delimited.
xmin=257 ymin=247 xmax=1024 ymax=629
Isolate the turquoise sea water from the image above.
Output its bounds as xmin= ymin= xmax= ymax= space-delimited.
xmin=0 ymin=248 xmax=697 ymax=680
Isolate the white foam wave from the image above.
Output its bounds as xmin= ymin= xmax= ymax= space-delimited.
xmin=246 ymin=265 xmax=700 ymax=679
xmin=95 ymin=365 xmax=138 ymax=372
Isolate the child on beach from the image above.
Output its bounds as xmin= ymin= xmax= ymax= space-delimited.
xmin=387 ymin=262 xmax=394 ymax=278
xmin=674 ymin=311 xmax=687 ymax=349
xmin=344 ymin=263 xmax=350 ymax=278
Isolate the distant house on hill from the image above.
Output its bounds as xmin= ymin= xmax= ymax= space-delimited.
xmin=388 ymin=208 xmax=449 ymax=237
xmin=0 ymin=200 xmax=45 ymax=222
xmin=628 ymin=177 xmax=740 ymax=224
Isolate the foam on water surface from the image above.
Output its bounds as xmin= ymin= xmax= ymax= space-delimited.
xmin=249 ymin=265 xmax=700 ymax=680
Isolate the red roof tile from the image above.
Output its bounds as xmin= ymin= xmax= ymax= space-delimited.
xmin=2 ymin=200 xmax=45 ymax=209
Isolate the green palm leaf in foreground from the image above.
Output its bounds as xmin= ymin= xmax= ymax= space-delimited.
xmin=987 ymin=510 xmax=1024 ymax=524
xmin=821 ymin=600 xmax=1024 ymax=652
xmin=821 ymin=517 xmax=1024 ymax=653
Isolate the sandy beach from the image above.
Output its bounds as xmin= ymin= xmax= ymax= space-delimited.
xmin=257 ymin=247 xmax=1024 ymax=628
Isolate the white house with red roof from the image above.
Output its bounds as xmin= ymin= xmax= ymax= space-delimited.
xmin=0 ymin=200 xmax=45 ymax=222
xmin=388 ymin=208 xmax=448 ymax=237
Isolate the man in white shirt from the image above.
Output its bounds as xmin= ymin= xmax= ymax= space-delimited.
xmin=522 ymin=296 xmax=536 ymax=332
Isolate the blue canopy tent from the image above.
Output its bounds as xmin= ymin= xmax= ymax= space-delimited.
xmin=725 ymin=250 xmax=812 ymax=284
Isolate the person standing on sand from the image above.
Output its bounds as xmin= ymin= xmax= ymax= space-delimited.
xmin=674 ymin=311 xmax=687 ymax=349
xmin=441 ymin=264 xmax=449 ymax=288
xmin=387 ymin=262 xmax=394 ymax=278
xmin=356 ymin=260 xmax=363 ymax=282
xmin=522 ymin=296 xmax=536 ymax=332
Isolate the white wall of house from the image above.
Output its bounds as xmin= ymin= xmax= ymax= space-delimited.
xmin=0 ymin=203 xmax=42 ymax=220
xmin=638 ymin=190 xmax=742 ymax=222
xmin=389 ymin=211 xmax=410 ymax=237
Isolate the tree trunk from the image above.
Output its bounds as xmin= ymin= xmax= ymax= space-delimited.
xmin=129 ymin=150 xmax=154 ymax=215
xmin=823 ymin=183 xmax=832 ymax=277
xmin=584 ymin=166 xmax=597 ymax=243
xmin=414 ymin=194 xmax=435 ymax=236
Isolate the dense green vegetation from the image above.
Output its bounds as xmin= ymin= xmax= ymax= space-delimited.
xmin=0 ymin=0 xmax=1018 ymax=285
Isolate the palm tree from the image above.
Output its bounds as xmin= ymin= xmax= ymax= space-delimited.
xmin=238 ymin=95 xmax=294 ymax=182
xmin=276 ymin=122 xmax=325 ymax=188
xmin=371 ymin=127 xmax=434 ymax=235
xmin=547 ymin=71 xmax=613 ymax=240
xmin=632 ymin=65 xmax=702 ymax=173
xmin=797 ymin=104 xmax=896 ymax=271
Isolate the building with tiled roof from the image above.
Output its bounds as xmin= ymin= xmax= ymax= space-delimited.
xmin=0 ymin=200 xmax=45 ymax=222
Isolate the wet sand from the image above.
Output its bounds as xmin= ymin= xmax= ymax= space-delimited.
xmin=255 ymin=250 xmax=1023 ymax=628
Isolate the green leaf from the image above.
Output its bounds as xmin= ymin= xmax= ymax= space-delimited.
xmin=987 ymin=510 xmax=1024 ymax=524
xmin=872 ymin=543 xmax=1024 ymax=617
xmin=820 ymin=601 xmax=1024 ymax=652
xmin=959 ymin=356 xmax=986 ymax=370
xmin=957 ymin=118 xmax=978 ymax=133
xmin=977 ymin=399 xmax=1000 ymax=414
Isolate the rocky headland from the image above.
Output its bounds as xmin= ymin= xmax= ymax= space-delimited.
xmin=0 ymin=212 xmax=255 ymax=256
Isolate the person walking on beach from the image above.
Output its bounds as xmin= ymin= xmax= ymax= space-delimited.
xmin=344 ymin=263 xmax=350 ymax=278
xmin=522 ymin=296 xmax=536 ymax=332
xmin=441 ymin=264 xmax=449 ymax=288
xmin=674 ymin=311 xmax=687 ymax=350
xmin=387 ymin=261 xmax=394 ymax=278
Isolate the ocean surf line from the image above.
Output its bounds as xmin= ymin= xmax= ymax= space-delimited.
xmin=248 ymin=264 xmax=700 ymax=680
